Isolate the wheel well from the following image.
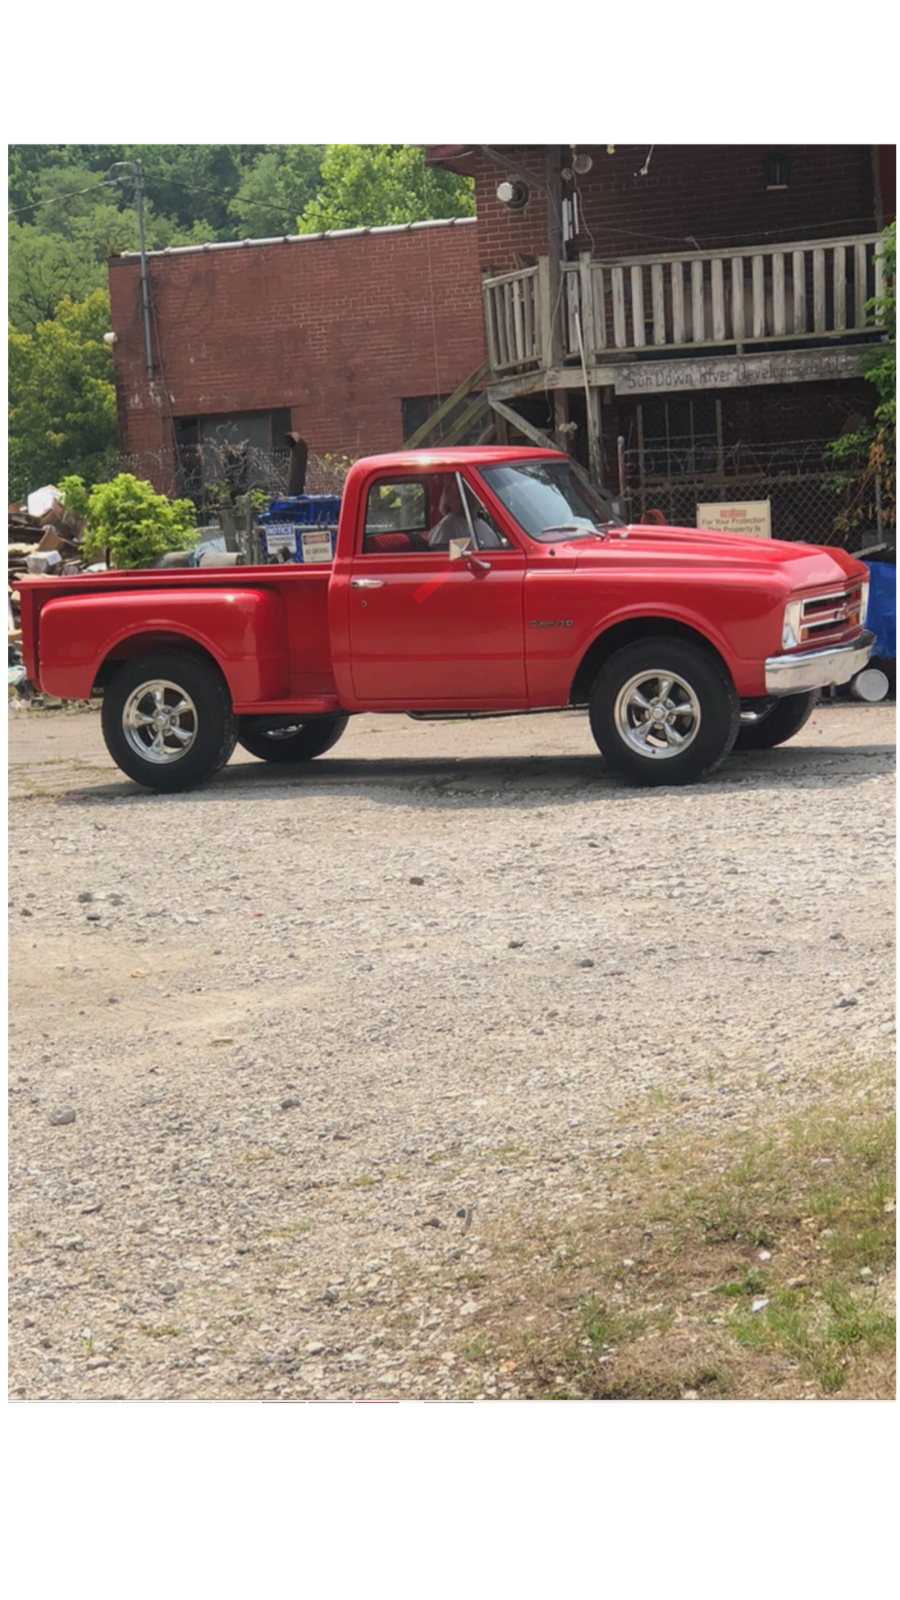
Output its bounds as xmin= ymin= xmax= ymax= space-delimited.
xmin=569 ymin=618 xmax=731 ymax=705
xmin=92 ymin=634 xmax=226 ymax=694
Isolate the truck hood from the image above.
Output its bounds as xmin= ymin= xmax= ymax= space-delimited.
xmin=565 ymin=525 xmax=867 ymax=591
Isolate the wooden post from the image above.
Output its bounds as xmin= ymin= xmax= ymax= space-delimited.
xmin=586 ymin=384 xmax=603 ymax=488
xmin=553 ymin=390 xmax=570 ymax=451
xmin=537 ymin=256 xmax=552 ymax=370
xmin=545 ymin=148 xmax=564 ymax=369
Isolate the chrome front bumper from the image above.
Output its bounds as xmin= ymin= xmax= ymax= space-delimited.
xmin=765 ymin=630 xmax=876 ymax=695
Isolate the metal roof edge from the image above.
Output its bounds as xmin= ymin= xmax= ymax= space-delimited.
xmin=117 ymin=216 xmax=477 ymax=261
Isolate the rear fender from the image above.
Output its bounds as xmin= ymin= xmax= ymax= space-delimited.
xmin=36 ymin=588 xmax=289 ymax=703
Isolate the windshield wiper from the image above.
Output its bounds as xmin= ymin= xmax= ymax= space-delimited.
xmin=539 ymin=523 xmax=609 ymax=540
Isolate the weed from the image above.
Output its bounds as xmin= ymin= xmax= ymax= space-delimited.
xmin=461 ymin=1335 xmax=491 ymax=1365
xmin=446 ymin=1078 xmax=895 ymax=1400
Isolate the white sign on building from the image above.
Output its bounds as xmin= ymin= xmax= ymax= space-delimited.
xmin=696 ymin=501 xmax=772 ymax=539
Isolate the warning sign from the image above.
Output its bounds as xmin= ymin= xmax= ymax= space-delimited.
xmin=300 ymin=528 xmax=335 ymax=564
xmin=696 ymin=501 xmax=772 ymax=539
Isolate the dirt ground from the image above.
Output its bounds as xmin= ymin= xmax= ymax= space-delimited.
xmin=7 ymin=698 xmax=896 ymax=1400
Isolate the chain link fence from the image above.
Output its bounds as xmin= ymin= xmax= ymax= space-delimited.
xmin=619 ymin=438 xmax=895 ymax=554
xmin=108 ymin=444 xmax=352 ymax=511
xmin=109 ymin=437 xmax=894 ymax=559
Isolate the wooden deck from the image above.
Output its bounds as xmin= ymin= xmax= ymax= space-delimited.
xmin=483 ymin=234 xmax=888 ymax=378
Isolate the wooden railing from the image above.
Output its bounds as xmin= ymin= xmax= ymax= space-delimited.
xmin=482 ymin=234 xmax=887 ymax=373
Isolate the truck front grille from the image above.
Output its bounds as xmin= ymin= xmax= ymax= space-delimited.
xmin=799 ymin=582 xmax=866 ymax=643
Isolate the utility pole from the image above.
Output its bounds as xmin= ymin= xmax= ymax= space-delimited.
xmin=109 ymin=160 xmax=153 ymax=377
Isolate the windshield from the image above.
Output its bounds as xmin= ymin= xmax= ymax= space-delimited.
xmin=479 ymin=460 xmax=626 ymax=543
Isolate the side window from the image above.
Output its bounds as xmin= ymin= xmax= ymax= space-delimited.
xmin=363 ymin=480 xmax=429 ymax=554
xmin=459 ymin=481 xmax=513 ymax=550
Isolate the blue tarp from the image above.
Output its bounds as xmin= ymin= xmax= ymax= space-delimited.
xmin=862 ymin=561 xmax=896 ymax=660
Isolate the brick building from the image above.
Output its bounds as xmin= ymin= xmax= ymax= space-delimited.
xmin=108 ymin=144 xmax=895 ymax=540
xmin=108 ymin=217 xmax=486 ymax=492
xmin=425 ymin=144 xmax=895 ymax=539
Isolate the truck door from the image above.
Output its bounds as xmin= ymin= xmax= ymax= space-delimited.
xmin=347 ymin=473 xmax=527 ymax=705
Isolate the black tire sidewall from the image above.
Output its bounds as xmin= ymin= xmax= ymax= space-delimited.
xmin=589 ymin=638 xmax=740 ymax=785
xmin=733 ymin=691 xmax=818 ymax=751
xmin=102 ymin=651 xmax=235 ymax=792
xmin=238 ymin=715 xmax=349 ymax=764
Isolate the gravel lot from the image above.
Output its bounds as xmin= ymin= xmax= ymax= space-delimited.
xmin=7 ymin=699 xmax=896 ymax=1400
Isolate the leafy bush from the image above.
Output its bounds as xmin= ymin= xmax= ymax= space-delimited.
xmin=824 ymin=223 xmax=896 ymax=539
xmin=60 ymin=473 xmax=197 ymax=569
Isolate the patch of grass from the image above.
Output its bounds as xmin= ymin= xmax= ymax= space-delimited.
xmin=140 ymin=1324 xmax=183 ymax=1340
xmin=493 ymin=1142 xmax=529 ymax=1167
xmin=460 ymin=1335 xmax=492 ymax=1365
xmin=448 ymin=1079 xmax=895 ymax=1400
xmin=458 ymin=1269 xmax=488 ymax=1289
xmin=350 ymin=1173 xmax=379 ymax=1189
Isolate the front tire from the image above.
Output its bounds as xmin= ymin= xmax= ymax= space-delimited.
xmin=589 ymin=637 xmax=740 ymax=786
xmin=238 ymin=716 xmax=349 ymax=764
xmin=734 ymin=691 xmax=818 ymax=751
xmin=101 ymin=651 xmax=236 ymax=792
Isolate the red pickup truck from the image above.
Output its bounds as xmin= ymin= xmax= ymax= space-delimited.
xmin=18 ymin=446 xmax=874 ymax=792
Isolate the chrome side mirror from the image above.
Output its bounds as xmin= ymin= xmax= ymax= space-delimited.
xmin=448 ymin=538 xmax=490 ymax=573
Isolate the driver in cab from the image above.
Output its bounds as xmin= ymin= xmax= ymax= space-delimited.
xmin=428 ymin=478 xmax=502 ymax=549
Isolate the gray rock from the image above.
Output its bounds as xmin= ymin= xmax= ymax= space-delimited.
xmin=48 ymin=1108 xmax=76 ymax=1127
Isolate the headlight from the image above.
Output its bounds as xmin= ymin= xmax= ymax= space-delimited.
xmin=782 ymin=600 xmax=803 ymax=650
xmin=860 ymin=581 xmax=870 ymax=626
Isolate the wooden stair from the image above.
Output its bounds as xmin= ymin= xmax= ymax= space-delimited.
xmin=402 ymin=360 xmax=494 ymax=449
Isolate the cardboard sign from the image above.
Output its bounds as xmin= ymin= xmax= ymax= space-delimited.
xmin=696 ymin=501 xmax=772 ymax=539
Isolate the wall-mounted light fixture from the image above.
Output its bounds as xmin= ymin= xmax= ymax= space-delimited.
xmin=765 ymin=153 xmax=791 ymax=190
xmin=496 ymin=179 xmax=529 ymax=209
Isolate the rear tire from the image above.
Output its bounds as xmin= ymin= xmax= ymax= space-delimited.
xmin=238 ymin=716 xmax=349 ymax=764
xmin=734 ymin=691 xmax=818 ymax=750
xmin=101 ymin=651 xmax=236 ymax=792
xmin=589 ymin=637 xmax=740 ymax=786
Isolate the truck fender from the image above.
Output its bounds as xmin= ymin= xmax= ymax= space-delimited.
xmin=36 ymin=588 xmax=289 ymax=704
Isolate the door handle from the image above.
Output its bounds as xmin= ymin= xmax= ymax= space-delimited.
xmin=351 ymin=578 xmax=385 ymax=589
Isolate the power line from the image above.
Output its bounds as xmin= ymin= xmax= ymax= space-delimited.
xmin=8 ymin=179 xmax=119 ymax=218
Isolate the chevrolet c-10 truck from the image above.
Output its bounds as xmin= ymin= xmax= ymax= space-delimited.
xmin=18 ymin=447 xmax=874 ymax=792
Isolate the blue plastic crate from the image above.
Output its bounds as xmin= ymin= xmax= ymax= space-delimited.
xmin=257 ymin=494 xmax=341 ymax=563
xmin=259 ymin=495 xmax=342 ymax=527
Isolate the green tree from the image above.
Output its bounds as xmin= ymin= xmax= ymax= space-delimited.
xmin=297 ymin=144 xmax=474 ymax=233
xmin=825 ymin=223 xmax=896 ymax=539
xmin=61 ymin=472 xmax=197 ymax=569
xmin=120 ymin=144 xmax=268 ymax=238
xmin=229 ymin=145 xmax=324 ymax=238
xmin=8 ymin=221 xmax=102 ymax=331
xmin=8 ymin=290 xmax=117 ymax=502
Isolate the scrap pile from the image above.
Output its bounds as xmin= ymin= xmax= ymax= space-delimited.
xmin=8 ymin=487 xmax=87 ymax=644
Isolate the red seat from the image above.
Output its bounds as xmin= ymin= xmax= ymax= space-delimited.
xmin=368 ymin=532 xmax=412 ymax=552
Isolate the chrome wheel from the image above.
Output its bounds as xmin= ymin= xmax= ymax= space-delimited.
xmin=122 ymin=679 xmax=199 ymax=765
xmin=613 ymin=670 xmax=702 ymax=760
